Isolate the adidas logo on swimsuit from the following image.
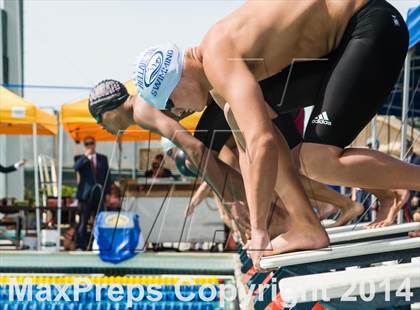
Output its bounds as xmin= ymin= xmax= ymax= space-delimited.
xmin=312 ymin=111 xmax=332 ymax=126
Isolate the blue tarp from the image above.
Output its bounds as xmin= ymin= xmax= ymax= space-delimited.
xmin=408 ymin=5 xmax=420 ymax=49
xmin=378 ymin=5 xmax=420 ymax=116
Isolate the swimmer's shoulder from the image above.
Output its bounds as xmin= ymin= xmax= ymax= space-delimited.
xmin=200 ymin=19 xmax=235 ymax=55
xmin=199 ymin=0 xmax=252 ymax=59
xmin=198 ymin=22 xmax=239 ymax=84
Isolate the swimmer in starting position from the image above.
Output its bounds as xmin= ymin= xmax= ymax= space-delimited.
xmin=129 ymin=0 xmax=419 ymax=268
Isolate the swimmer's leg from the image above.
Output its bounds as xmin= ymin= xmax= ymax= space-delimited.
xmin=225 ymin=105 xmax=329 ymax=261
xmin=297 ymin=173 xmax=364 ymax=227
xmin=216 ymin=144 xmax=251 ymax=236
xmin=261 ymin=152 xmax=330 ymax=257
xmin=297 ymin=14 xmax=414 ymax=192
xmin=212 ymin=192 xmax=250 ymax=242
xmin=266 ymin=195 xmax=290 ymax=238
xmin=185 ymin=145 xmax=250 ymax=228
xmin=310 ymin=200 xmax=338 ymax=220
xmin=297 ymin=143 xmax=420 ymax=191
xmin=367 ymin=189 xmax=409 ymax=228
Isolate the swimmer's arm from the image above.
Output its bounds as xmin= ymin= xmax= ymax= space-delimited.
xmin=132 ymin=98 xmax=245 ymax=204
xmin=132 ymin=98 xmax=204 ymax=155
xmin=186 ymin=182 xmax=211 ymax=217
xmin=162 ymin=119 xmax=246 ymax=205
xmin=194 ymin=181 xmax=212 ymax=202
xmin=204 ymin=51 xmax=279 ymax=232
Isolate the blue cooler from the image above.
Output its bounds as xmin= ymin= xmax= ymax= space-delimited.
xmin=93 ymin=211 xmax=141 ymax=263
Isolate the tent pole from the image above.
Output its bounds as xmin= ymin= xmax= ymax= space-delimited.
xmin=371 ymin=115 xmax=377 ymax=149
xmin=370 ymin=116 xmax=377 ymax=222
xmin=132 ymin=142 xmax=137 ymax=179
xmin=56 ymin=124 xmax=64 ymax=251
xmin=398 ymin=50 xmax=412 ymax=224
xmin=32 ymin=123 xmax=41 ymax=250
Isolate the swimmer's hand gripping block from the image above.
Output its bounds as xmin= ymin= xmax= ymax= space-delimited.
xmin=93 ymin=211 xmax=141 ymax=264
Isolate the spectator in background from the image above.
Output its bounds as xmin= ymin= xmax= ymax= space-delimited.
xmin=106 ymin=183 xmax=122 ymax=210
xmin=0 ymin=160 xmax=26 ymax=173
xmin=73 ymin=136 xmax=111 ymax=250
xmin=63 ymin=225 xmax=76 ymax=251
xmin=0 ymin=159 xmax=27 ymax=224
xmin=145 ymin=154 xmax=174 ymax=178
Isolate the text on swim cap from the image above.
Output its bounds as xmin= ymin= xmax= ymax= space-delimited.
xmin=150 ymin=50 xmax=174 ymax=97
xmin=144 ymin=51 xmax=164 ymax=87
xmin=135 ymin=49 xmax=155 ymax=91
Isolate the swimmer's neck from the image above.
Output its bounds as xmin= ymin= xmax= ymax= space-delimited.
xmin=184 ymin=47 xmax=212 ymax=93
xmin=123 ymin=96 xmax=137 ymax=126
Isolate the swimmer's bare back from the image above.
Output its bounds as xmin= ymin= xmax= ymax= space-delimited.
xmin=198 ymin=0 xmax=368 ymax=81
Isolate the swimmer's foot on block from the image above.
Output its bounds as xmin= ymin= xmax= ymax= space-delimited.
xmin=326 ymin=202 xmax=364 ymax=228
xmin=367 ymin=189 xmax=410 ymax=229
xmin=248 ymin=230 xmax=271 ymax=270
xmin=262 ymin=225 xmax=330 ymax=258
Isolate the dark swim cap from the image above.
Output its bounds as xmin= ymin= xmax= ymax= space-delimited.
xmin=175 ymin=150 xmax=197 ymax=177
xmin=88 ymin=79 xmax=129 ymax=123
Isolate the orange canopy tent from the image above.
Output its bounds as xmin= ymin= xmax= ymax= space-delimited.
xmin=60 ymin=80 xmax=202 ymax=142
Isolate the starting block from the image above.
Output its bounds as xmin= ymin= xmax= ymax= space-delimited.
xmin=329 ymin=222 xmax=420 ymax=244
xmin=253 ymin=237 xmax=420 ymax=310
xmin=279 ymin=262 xmax=420 ymax=310
xmin=245 ymin=223 xmax=420 ymax=285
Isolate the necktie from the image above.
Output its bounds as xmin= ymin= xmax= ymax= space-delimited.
xmin=90 ymin=155 xmax=96 ymax=175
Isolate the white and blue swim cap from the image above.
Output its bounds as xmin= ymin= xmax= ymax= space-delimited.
xmin=160 ymin=137 xmax=176 ymax=153
xmin=134 ymin=43 xmax=184 ymax=110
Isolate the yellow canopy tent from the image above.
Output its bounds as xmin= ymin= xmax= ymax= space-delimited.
xmin=0 ymin=86 xmax=57 ymax=250
xmin=0 ymin=86 xmax=57 ymax=135
xmin=60 ymin=80 xmax=202 ymax=142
